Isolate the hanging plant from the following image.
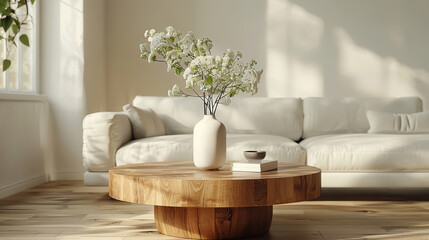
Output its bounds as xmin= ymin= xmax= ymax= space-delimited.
xmin=0 ymin=0 xmax=35 ymax=71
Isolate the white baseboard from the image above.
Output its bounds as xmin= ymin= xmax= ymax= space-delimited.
xmin=0 ymin=175 xmax=47 ymax=199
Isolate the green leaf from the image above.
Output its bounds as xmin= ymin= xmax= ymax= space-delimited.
xmin=12 ymin=18 xmax=20 ymax=30
xmin=2 ymin=16 xmax=12 ymax=32
xmin=18 ymin=0 xmax=25 ymax=8
xmin=3 ymin=7 xmax=12 ymax=16
xmin=12 ymin=24 xmax=18 ymax=34
xmin=175 ymin=67 xmax=182 ymax=75
xmin=19 ymin=34 xmax=30 ymax=47
xmin=0 ymin=0 xmax=7 ymax=12
xmin=230 ymin=89 xmax=236 ymax=97
xmin=3 ymin=59 xmax=11 ymax=71
xmin=31 ymin=0 xmax=35 ymax=5
xmin=205 ymin=76 xmax=213 ymax=86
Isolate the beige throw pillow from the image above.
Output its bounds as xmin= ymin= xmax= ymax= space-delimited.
xmin=123 ymin=104 xmax=165 ymax=139
xmin=366 ymin=110 xmax=429 ymax=134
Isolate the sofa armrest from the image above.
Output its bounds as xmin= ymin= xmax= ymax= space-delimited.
xmin=83 ymin=112 xmax=132 ymax=171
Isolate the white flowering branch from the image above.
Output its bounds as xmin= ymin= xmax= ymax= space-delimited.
xmin=139 ymin=26 xmax=263 ymax=115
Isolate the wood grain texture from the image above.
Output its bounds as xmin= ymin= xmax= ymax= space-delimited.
xmin=154 ymin=206 xmax=272 ymax=239
xmin=109 ymin=161 xmax=321 ymax=207
xmin=1 ymin=181 xmax=429 ymax=239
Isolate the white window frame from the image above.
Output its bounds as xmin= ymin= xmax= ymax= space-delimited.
xmin=0 ymin=1 xmax=39 ymax=94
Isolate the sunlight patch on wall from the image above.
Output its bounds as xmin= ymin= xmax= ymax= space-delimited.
xmin=336 ymin=28 xmax=385 ymax=96
xmin=266 ymin=0 xmax=324 ymax=97
xmin=337 ymin=27 xmax=429 ymax=108
xmin=60 ymin=0 xmax=84 ymax=103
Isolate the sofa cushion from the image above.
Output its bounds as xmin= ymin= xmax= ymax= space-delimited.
xmin=133 ymin=96 xmax=303 ymax=141
xmin=301 ymin=134 xmax=429 ymax=172
xmin=116 ymin=134 xmax=305 ymax=166
xmin=122 ymin=104 xmax=165 ymax=139
xmin=83 ymin=112 xmax=132 ymax=172
xmin=302 ymin=97 xmax=422 ymax=138
xmin=367 ymin=111 xmax=429 ymax=134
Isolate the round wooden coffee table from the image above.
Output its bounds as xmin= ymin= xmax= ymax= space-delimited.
xmin=109 ymin=161 xmax=321 ymax=239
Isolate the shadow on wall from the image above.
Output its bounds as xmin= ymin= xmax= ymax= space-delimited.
xmin=105 ymin=0 xmax=429 ymax=110
xmin=265 ymin=0 xmax=429 ymax=110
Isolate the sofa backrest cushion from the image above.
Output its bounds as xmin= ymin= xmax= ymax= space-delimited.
xmin=133 ymin=96 xmax=303 ymax=140
xmin=367 ymin=110 xmax=429 ymax=134
xmin=302 ymin=97 xmax=423 ymax=138
xmin=122 ymin=104 xmax=165 ymax=139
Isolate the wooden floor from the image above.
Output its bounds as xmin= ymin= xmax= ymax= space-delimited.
xmin=0 ymin=181 xmax=429 ymax=240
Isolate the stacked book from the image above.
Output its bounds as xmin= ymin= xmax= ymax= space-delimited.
xmin=232 ymin=160 xmax=278 ymax=172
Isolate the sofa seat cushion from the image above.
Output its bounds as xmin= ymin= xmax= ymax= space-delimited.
xmin=301 ymin=134 xmax=429 ymax=172
xmin=116 ymin=134 xmax=305 ymax=166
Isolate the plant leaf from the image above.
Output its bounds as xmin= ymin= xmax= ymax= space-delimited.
xmin=18 ymin=0 xmax=25 ymax=8
xmin=12 ymin=24 xmax=18 ymax=34
xmin=0 ymin=0 xmax=7 ymax=12
xmin=205 ymin=76 xmax=213 ymax=86
xmin=13 ymin=17 xmax=20 ymax=28
xmin=230 ymin=89 xmax=236 ymax=97
xmin=3 ymin=59 xmax=11 ymax=71
xmin=20 ymin=34 xmax=30 ymax=47
xmin=3 ymin=6 xmax=11 ymax=15
xmin=3 ymin=16 xmax=12 ymax=32
xmin=175 ymin=67 xmax=182 ymax=75
xmin=30 ymin=0 xmax=35 ymax=4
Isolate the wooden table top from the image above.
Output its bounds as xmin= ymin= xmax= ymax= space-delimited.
xmin=109 ymin=161 xmax=321 ymax=208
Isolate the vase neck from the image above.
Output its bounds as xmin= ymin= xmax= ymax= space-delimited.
xmin=204 ymin=114 xmax=216 ymax=119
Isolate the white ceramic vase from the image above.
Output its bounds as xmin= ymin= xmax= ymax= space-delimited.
xmin=193 ymin=115 xmax=226 ymax=170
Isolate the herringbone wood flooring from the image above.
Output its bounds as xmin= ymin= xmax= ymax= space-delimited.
xmin=0 ymin=181 xmax=429 ymax=239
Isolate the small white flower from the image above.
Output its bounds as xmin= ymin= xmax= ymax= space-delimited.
xmin=149 ymin=29 xmax=156 ymax=35
xmin=236 ymin=51 xmax=242 ymax=59
xmin=168 ymin=84 xmax=181 ymax=97
xmin=215 ymin=56 xmax=222 ymax=64
xmin=222 ymin=57 xmax=229 ymax=67
xmin=166 ymin=26 xmax=174 ymax=32
xmin=183 ymin=68 xmax=191 ymax=79
xmin=148 ymin=53 xmax=154 ymax=63
xmin=139 ymin=43 xmax=148 ymax=53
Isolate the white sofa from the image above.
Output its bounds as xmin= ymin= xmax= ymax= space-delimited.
xmin=83 ymin=96 xmax=429 ymax=188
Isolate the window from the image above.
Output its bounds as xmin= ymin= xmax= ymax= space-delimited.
xmin=0 ymin=2 xmax=38 ymax=94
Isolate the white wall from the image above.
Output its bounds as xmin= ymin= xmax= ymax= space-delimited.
xmin=0 ymin=95 xmax=47 ymax=198
xmin=40 ymin=0 xmax=86 ymax=180
xmin=105 ymin=0 xmax=429 ymax=111
xmin=39 ymin=0 xmax=107 ymax=180
xmin=83 ymin=0 xmax=107 ymax=114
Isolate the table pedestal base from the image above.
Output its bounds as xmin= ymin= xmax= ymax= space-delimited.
xmin=154 ymin=205 xmax=273 ymax=239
